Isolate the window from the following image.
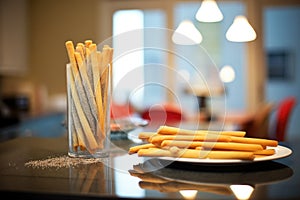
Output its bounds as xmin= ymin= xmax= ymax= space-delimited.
xmin=112 ymin=9 xmax=168 ymax=109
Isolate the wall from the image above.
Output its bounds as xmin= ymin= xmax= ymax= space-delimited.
xmin=1 ymin=0 xmax=104 ymax=113
xmin=265 ymin=6 xmax=300 ymax=140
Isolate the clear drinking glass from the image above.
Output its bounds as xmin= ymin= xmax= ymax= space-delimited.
xmin=66 ymin=63 xmax=111 ymax=158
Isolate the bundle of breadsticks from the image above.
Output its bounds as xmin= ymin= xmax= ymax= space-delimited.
xmin=65 ymin=39 xmax=113 ymax=153
xmin=129 ymin=125 xmax=279 ymax=160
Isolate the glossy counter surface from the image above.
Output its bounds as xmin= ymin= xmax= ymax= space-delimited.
xmin=0 ymin=131 xmax=299 ymax=199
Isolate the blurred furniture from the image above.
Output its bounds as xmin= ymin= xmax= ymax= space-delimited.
xmin=271 ymin=96 xmax=297 ymax=141
xmin=238 ymin=103 xmax=274 ymax=138
xmin=110 ymin=101 xmax=135 ymax=120
xmin=141 ymin=103 xmax=185 ymax=126
xmin=184 ymin=86 xmax=224 ymax=121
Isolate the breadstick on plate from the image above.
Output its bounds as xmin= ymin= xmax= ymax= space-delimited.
xmin=229 ymin=136 xmax=278 ymax=147
xmin=137 ymin=148 xmax=255 ymax=160
xmin=253 ymin=149 xmax=275 ymax=155
xmin=149 ymin=134 xmax=231 ymax=146
xmin=129 ymin=143 xmax=157 ymax=154
xmin=138 ymin=132 xmax=156 ymax=140
xmin=161 ymin=140 xmax=264 ymax=151
xmin=157 ymin=125 xmax=246 ymax=137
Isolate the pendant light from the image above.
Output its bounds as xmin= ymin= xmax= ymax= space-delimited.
xmin=219 ymin=65 xmax=235 ymax=83
xmin=195 ymin=0 xmax=223 ymax=23
xmin=226 ymin=15 xmax=257 ymax=42
xmin=172 ymin=20 xmax=203 ymax=45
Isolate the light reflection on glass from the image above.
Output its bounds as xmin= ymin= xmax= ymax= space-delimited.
xmin=179 ymin=190 xmax=198 ymax=199
xmin=230 ymin=184 xmax=254 ymax=200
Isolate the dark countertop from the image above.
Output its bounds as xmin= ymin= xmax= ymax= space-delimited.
xmin=0 ymin=117 xmax=299 ymax=199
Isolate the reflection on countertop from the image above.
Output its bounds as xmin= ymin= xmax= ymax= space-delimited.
xmin=129 ymin=158 xmax=293 ymax=199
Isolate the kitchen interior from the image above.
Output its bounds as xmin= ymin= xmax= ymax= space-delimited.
xmin=0 ymin=0 xmax=299 ymax=142
xmin=1 ymin=1 xmax=300 ymax=200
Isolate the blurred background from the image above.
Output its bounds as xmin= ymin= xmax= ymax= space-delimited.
xmin=0 ymin=0 xmax=299 ymax=141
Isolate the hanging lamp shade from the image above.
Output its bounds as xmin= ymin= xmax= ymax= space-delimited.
xmin=226 ymin=15 xmax=257 ymax=42
xmin=195 ymin=0 xmax=223 ymax=23
xmin=172 ymin=20 xmax=203 ymax=45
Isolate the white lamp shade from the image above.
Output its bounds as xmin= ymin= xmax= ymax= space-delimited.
xmin=226 ymin=15 xmax=257 ymax=42
xmin=172 ymin=20 xmax=203 ymax=45
xmin=195 ymin=0 xmax=223 ymax=22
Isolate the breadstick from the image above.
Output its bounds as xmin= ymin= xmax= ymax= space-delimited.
xmin=65 ymin=41 xmax=77 ymax=70
xmin=137 ymin=148 xmax=255 ymax=160
xmin=89 ymin=45 xmax=105 ymax=146
xmin=67 ymin=64 xmax=98 ymax=152
xmin=66 ymin=43 xmax=96 ymax=135
xmin=100 ymin=46 xmax=111 ymax=135
xmin=253 ymin=149 xmax=275 ymax=155
xmin=157 ymin=125 xmax=246 ymax=137
xmin=138 ymin=132 xmax=156 ymax=140
xmin=229 ymin=136 xmax=278 ymax=147
xmin=65 ymin=41 xmax=85 ymax=150
xmin=85 ymin=39 xmax=93 ymax=48
xmin=74 ymin=52 xmax=99 ymax=143
xmin=194 ymin=147 xmax=276 ymax=155
xmin=149 ymin=134 xmax=231 ymax=146
xmin=161 ymin=140 xmax=264 ymax=151
xmin=76 ymin=44 xmax=85 ymax=61
xmin=129 ymin=143 xmax=157 ymax=154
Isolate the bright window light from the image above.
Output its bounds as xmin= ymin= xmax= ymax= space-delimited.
xmin=113 ymin=10 xmax=144 ymax=102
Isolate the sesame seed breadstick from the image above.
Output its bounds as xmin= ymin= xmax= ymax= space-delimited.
xmin=67 ymin=65 xmax=98 ymax=152
xmin=74 ymin=52 xmax=98 ymax=134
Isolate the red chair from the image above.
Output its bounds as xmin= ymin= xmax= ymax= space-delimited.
xmin=110 ymin=101 xmax=134 ymax=120
xmin=141 ymin=103 xmax=185 ymax=126
xmin=273 ymin=96 xmax=297 ymax=141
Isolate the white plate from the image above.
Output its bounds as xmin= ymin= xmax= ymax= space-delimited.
xmin=158 ymin=145 xmax=292 ymax=164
